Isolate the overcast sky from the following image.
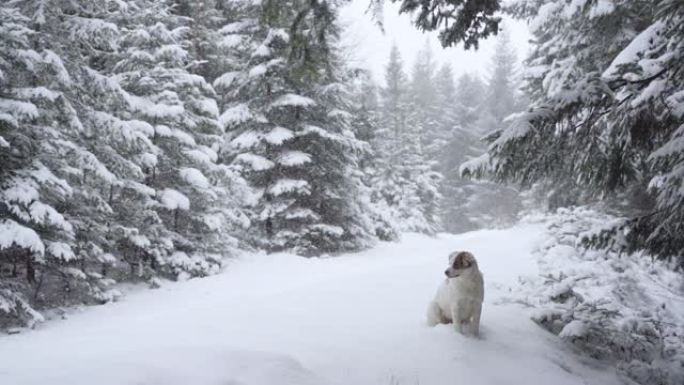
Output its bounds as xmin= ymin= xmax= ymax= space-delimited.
xmin=338 ymin=0 xmax=532 ymax=84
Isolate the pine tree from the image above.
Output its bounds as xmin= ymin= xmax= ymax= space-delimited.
xmin=347 ymin=70 xmax=398 ymax=241
xmin=0 ymin=4 xmax=68 ymax=328
xmin=57 ymin=0 xmax=147 ymax=299
xmin=219 ymin=0 xmax=376 ymax=255
xmin=406 ymin=44 xmax=443 ymax=231
xmin=435 ymin=68 xmax=483 ymax=232
xmin=439 ymin=64 xmax=522 ymax=232
xmin=433 ymin=64 xmax=459 ymax=143
xmin=375 ymin=45 xmax=440 ymax=234
xmin=379 ymin=45 xmax=410 ymax=169
xmin=0 ymin=0 xmax=131 ymax=327
xmin=0 ymin=0 xmax=253 ymax=328
xmin=454 ymin=73 xmax=486 ymax=129
xmin=113 ymin=0 xmax=247 ymax=277
xmin=409 ymin=40 xmax=440 ymax=157
xmin=172 ymin=0 xmax=225 ymax=81
xmin=479 ymin=27 xmax=518 ymax=135
xmin=219 ymin=1 xmax=310 ymax=253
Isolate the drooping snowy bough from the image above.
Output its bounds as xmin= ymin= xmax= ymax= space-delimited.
xmin=462 ymin=0 xmax=684 ymax=265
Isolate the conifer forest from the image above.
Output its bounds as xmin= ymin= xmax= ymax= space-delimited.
xmin=1 ymin=1 xmax=683 ymax=384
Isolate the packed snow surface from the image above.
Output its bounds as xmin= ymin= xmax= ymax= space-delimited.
xmin=0 ymin=224 xmax=623 ymax=385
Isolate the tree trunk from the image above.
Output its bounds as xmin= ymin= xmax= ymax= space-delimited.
xmin=25 ymin=252 xmax=35 ymax=284
xmin=109 ymin=184 xmax=115 ymax=205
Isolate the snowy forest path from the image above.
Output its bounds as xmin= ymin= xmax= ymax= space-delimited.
xmin=0 ymin=225 xmax=623 ymax=385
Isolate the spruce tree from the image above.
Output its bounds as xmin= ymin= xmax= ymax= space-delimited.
xmin=454 ymin=73 xmax=486 ymax=129
xmin=0 ymin=4 xmax=69 ymax=327
xmin=409 ymin=41 xmax=440 ymax=157
xmin=347 ymin=70 xmax=398 ymax=241
xmin=479 ymin=27 xmax=518 ymax=135
xmin=219 ymin=0 xmax=375 ymax=255
xmin=375 ymin=45 xmax=440 ymax=233
xmin=436 ymin=68 xmax=483 ymax=232
xmin=433 ymin=64 xmax=459 ymax=144
xmin=1 ymin=0 xmax=130 ymax=327
xmin=113 ymin=0 xmax=246 ymax=277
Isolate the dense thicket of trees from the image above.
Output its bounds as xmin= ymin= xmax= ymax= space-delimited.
xmin=0 ymin=0 xmax=400 ymax=329
xmin=6 ymin=0 xmax=680 ymax=334
xmin=215 ymin=1 xmax=381 ymax=255
xmin=367 ymin=36 xmax=523 ymax=234
xmin=478 ymin=27 xmax=519 ymax=134
xmin=1 ymin=0 xmax=528 ymax=330
xmin=6 ymin=0 xmax=523 ymax=330
xmin=0 ymin=0 xmax=256 ymax=328
xmin=366 ymin=44 xmax=442 ymax=234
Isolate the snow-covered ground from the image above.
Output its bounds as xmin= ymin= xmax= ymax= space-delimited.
xmin=0 ymin=223 xmax=624 ymax=385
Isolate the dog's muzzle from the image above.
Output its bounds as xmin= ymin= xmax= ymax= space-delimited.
xmin=445 ymin=269 xmax=460 ymax=278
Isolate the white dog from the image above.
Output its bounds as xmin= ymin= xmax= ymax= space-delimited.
xmin=427 ymin=251 xmax=484 ymax=336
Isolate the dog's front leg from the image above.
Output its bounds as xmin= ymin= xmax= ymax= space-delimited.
xmin=450 ymin=305 xmax=462 ymax=333
xmin=470 ymin=302 xmax=482 ymax=337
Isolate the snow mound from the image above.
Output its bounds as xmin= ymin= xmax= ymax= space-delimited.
xmin=513 ymin=208 xmax=684 ymax=385
xmin=19 ymin=347 xmax=328 ymax=385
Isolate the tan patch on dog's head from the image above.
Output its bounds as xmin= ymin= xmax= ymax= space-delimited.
xmin=453 ymin=251 xmax=476 ymax=268
xmin=445 ymin=251 xmax=477 ymax=278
